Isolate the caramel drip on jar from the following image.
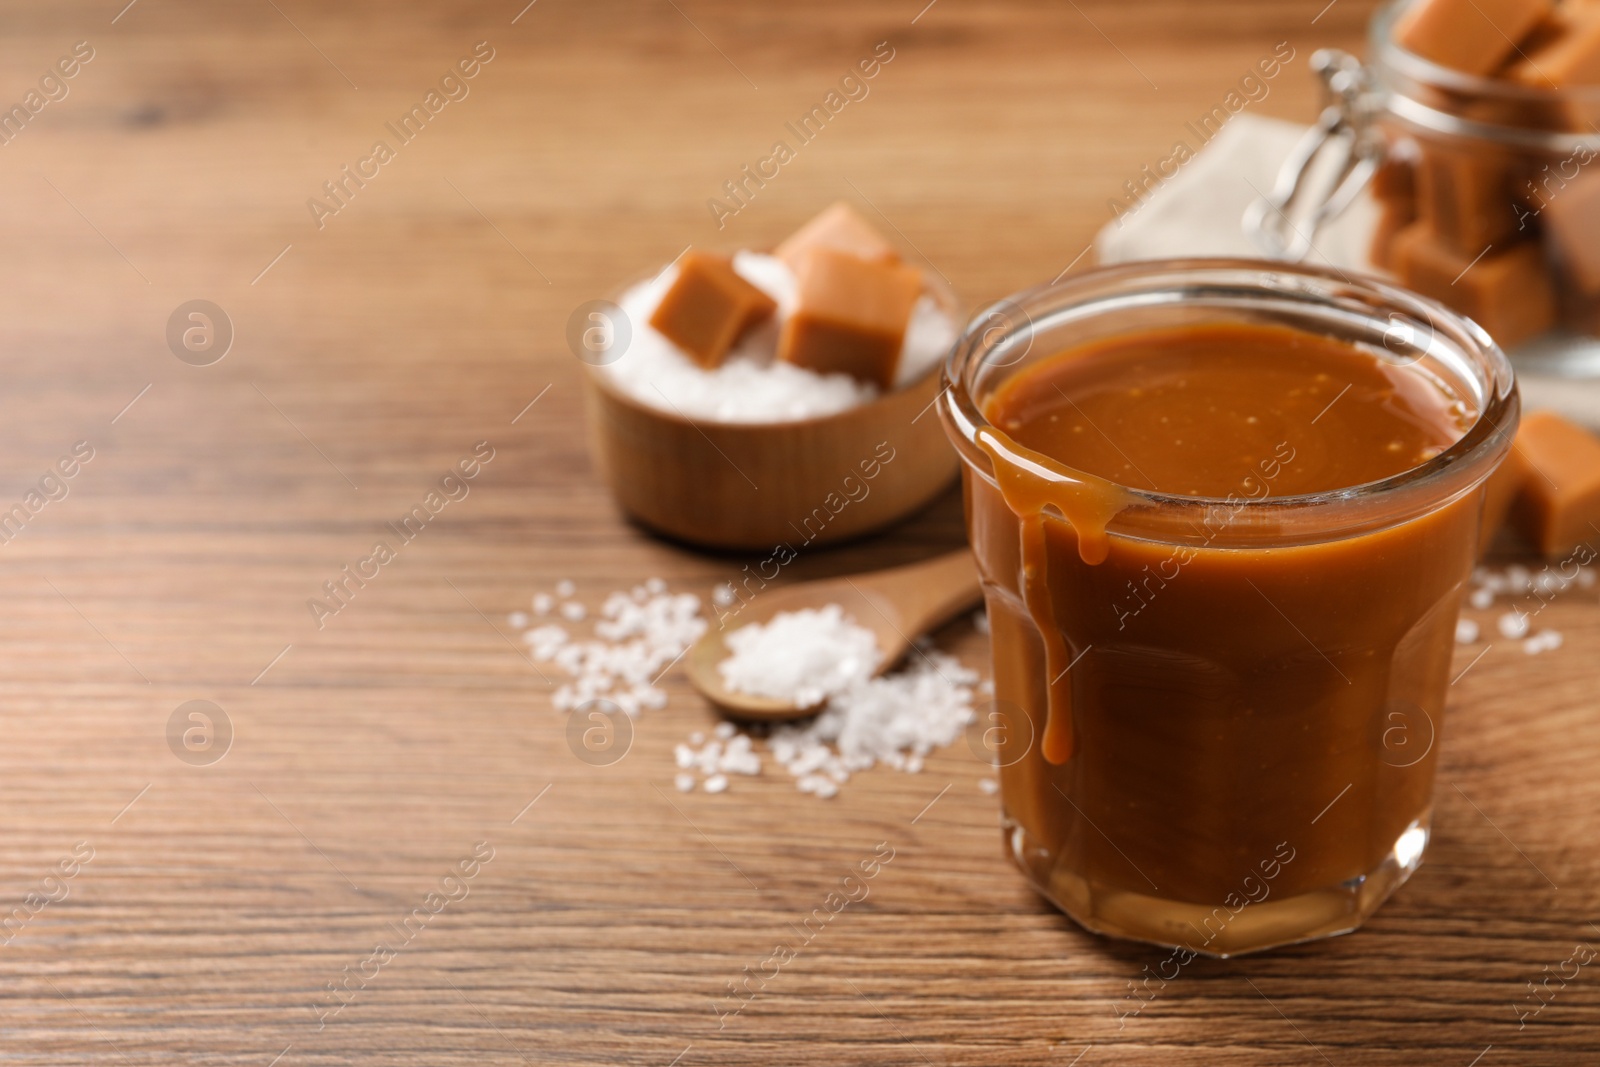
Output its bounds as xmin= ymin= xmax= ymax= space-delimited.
xmin=976 ymin=427 xmax=1131 ymax=765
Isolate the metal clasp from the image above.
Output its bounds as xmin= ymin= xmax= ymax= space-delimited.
xmin=1246 ymin=49 xmax=1384 ymax=261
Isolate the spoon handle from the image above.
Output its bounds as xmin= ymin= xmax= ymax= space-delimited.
xmin=866 ymin=549 xmax=984 ymax=639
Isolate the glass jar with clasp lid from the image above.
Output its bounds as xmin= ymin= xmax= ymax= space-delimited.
xmin=1249 ymin=0 xmax=1600 ymax=377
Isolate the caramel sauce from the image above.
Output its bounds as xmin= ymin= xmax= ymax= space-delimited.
xmin=977 ymin=323 xmax=1475 ymax=771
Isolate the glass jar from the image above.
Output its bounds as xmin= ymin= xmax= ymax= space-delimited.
xmin=940 ymin=259 xmax=1518 ymax=957
xmin=1251 ymin=0 xmax=1600 ymax=376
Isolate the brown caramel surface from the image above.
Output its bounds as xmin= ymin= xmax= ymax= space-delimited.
xmin=968 ymin=322 xmax=1486 ymax=914
xmin=988 ymin=323 xmax=1470 ymax=498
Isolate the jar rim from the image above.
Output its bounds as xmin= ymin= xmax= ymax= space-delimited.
xmin=1370 ymin=0 xmax=1600 ymax=104
xmin=939 ymin=258 xmax=1519 ymax=542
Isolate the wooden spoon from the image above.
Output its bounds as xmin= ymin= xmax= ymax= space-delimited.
xmin=685 ymin=549 xmax=984 ymax=721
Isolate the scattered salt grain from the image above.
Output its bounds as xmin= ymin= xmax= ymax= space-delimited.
xmin=979 ymin=778 xmax=999 ymax=795
xmin=528 ymin=584 xmax=707 ymax=714
xmin=1469 ymin=588 xmax=1494 ymax=610
xmin=533 ymin=593 xmax=554 ymax=615
xmin=766 ymin=645 xmax=979 ymax=798
xmin=646 ymin=577 xmax=668 ymax=595
xmin=1581 ymin=568 xmax=1596 ymax=588
xmin=556 ymin=580 xmax=576 ymax=598
xmin=719 ymin=605 xmax=882 ymax=709
xmin=714 ymin=721 xmax=736 ymax=740
xmin=508 ymin=611 xmax=530 ymax=630
xmin=1497 ymin=611 xmax=1531 ymax=640
xmin=973 ymin=608 xmax=990 ymax=636
xmin=675 ymin=773 xmax=695 ymax=793
xmin=797 ymin=774 xmax=840 ymax=799
xmin=1455 ymin=618 xmax=1479 ymax=644
xmin=674 ymin=730 xmax=764 ymax=790
xmin=524 ymin=624 xmax=569 ymax=661
xmin=1524 ymin=629 xmax=1564 ymax=654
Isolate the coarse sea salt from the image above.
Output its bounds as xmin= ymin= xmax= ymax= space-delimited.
xmin=1524 ymin=630 xmax=1564 ymax=654
xmin=1498 ymin=611 xmax=1531 ymax=640
xmin=719 ymin=604 xmax=882 ymax=709
xmin=516 ymin=581 xmax=982 ymax=800
xmin=523 ymin=584 xmax=707 ymax=715
xmin=692 ymin=605 xmax=979 ymax=799
xmin=767 ymin=647 xmax=978 ymax=797
xmin=598 ymin=252 xmax=956 ymax=424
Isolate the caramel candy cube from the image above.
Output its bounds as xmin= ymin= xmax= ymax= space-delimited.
xmin=1368 ymin=157 xmax=1417 ymax=270
xmin=1393 ymin=0 xmax=1553 ymax=75
xmin=778 ymin=248 xmax=923 ymax=389
xmin=1390 ymin=224 xmax=1556 ymax=348
xmin=1508 ymin=410 xmax=1600 ymax=556
xmin=649 ymin=251 xmax=777 ymax=368
xmin=1370 ymin=199 xmax=1416 ymax=271
xmin=1414 ymin=143 xmax=1521 ymax=254
xmin=1539 ymin=168 xmax=1600 ymax=293
xmin=774 ymin=202 xmax=899 ymax=272
xmin=1478 ymin=433 xmax=1530 ymax=553
xmin=1506 ymin=3 xmax=1600 ymax=87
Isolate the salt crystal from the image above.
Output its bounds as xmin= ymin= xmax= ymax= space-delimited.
xmin=769 ymin=641 xmax=977 ymax=797
xmin=1455 ymin=618 xmax=1479 ymax=644
xmin=508 ymin=611 xmax=530 ymax=629
xmin=1498 ymin=611 xmax=1530 ymax=640
xmin=531 ymin=582 xmax=706 ymax=717
xmin=1523 ymin=629 xmax=1565 ymax=654
xmin=533 ymin=593 xmax=554 ymax=615
xmin=675 ymin=773 xmax=695 ymax=793
xmin=979 ymin=778 xmax=999 ymax=795
xmin=556 ymin=580 xmax=576 ymax=598
xmin=704 ymin=774 xmax=729 ymax=794
xmin=712 ymin=583 xmax=737 ymax=607
xmin=719 ymin=605 xmax=882 ymax=708
xmin=1581 ymin=568 xmax=1597 ymax=588
xmin=525 ymin=625 xmax=570 ymax=661
xmin=668 ymin=598 xmax=980 ymax=801
xmin=1469 ymin=588 xmax=1494 ymax=610
xmin=646 ymin=578 xmax=668 ymax=594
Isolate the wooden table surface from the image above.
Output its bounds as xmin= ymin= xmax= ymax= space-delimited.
xmin=3 ymin=0 xmax=1598 ymax=1063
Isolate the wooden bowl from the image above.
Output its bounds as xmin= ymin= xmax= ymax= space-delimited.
xmin=583 ymin=301 xmax=959 ymax=551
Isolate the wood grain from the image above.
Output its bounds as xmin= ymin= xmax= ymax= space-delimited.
xmin=0 ymin=0 xmax=1596 ymax=1063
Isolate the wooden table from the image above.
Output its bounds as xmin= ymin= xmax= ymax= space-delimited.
xmin=2 ymin=1 xmax=1596 ymax=1062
